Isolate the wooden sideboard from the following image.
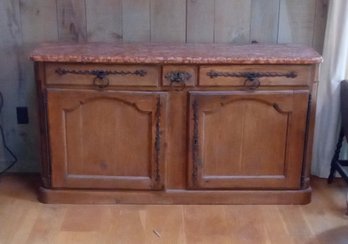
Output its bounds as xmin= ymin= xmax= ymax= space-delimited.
xmin=31 ymin=43 xmax=322 ymax=204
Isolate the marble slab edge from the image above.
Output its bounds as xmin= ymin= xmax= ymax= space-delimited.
xmin=30 ymin=42 xmax=323 ymax=64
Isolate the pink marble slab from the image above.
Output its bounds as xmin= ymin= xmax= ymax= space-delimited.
xmin=30 ymin=42 xmax=322 ymax=64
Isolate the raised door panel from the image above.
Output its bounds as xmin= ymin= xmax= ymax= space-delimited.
xmin=47 ymin=89 xmax=166 ymax=190
xmin=188 ymin=90 xmax=308 ymax=189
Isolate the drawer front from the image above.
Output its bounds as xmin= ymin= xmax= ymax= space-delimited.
xmin=162 ymin=65 xmax=197 ymax=87
xmin=199 ymin=65 xmax=313 ymax=87
xmin=45 ymin=63 xmax=160 ymax=87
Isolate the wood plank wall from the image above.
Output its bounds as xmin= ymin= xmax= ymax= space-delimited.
xmin=0 ymin=0 xmax=329 ymax=172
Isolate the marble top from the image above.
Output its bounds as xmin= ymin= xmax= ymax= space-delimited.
xmin=30 ymin=42 xmax=322 ymax=64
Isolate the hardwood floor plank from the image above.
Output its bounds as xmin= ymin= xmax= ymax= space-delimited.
xmin=183 ymin=205 xmax=230 ymax=243
xmin=61 ymin=206 xmax=108 ymax=232
xmin=278 ymin=205 xmax=317 ymax=243
xmin=26 ymin=206 xmax=67 ymax=244
xmin=0 ymin=176 xmax=347 ymax=243
xmin=138 ymin=205 xmax=185 ymax=243
xmin=259 ymin=206 xmax=293 ymax=244
xmin=0 ymin=200 xmax=28 ymax=243
xmin=224 ymin=205 xmax=269 ymax=243
xmin=104 ymin=205 xmax=147 ymax=243
xmin=54 ymin=231 xmax=102 ymax=244
xmin=9 ymin=203 xmax=39 ymax=244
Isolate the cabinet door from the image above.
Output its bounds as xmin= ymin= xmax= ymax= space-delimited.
xmin=47 ymin=89 xmax=166 ymax=190
xmin=188 ymin=90 xmax=309 ymax=189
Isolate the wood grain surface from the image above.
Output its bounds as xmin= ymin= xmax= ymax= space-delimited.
xmin=150 ymin=0 xmax=186 ymax=42
xmin=251 ymin=0 xmax=280 ymax=43
xmin=86 ymin=0 xmax=123 ymax=42
xmin=0 ymin=175 xmax=347 ymax=243
xmin=122 ymin=0 xmax=151 ymax=42
xmin=214 ymin=0 xmax=251 ymax=43
xmin=278 ymin=0 xmax=317 ymax=45
xmin=186 ymin=0 xmax=214 ymax=43
xmin=57 ymin=0 xmax=87 ymax=42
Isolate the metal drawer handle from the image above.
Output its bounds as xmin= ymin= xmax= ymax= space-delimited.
xmin=55 ymin=68 xmax=147 ymax=77
xmin=93 ymin=76 xmax=110 ymax=89
xmin=207 ymin=71 xmax=297 ymax=90
xmin=165 ymin=71 xmax=192 ymax=84
xmin=244 ymin=77 xmax=260 ymax=90
xmin=55 ymin=68 xmax=147 ymax=88
xmin=207 ymin=71 xmax=297 ymax=79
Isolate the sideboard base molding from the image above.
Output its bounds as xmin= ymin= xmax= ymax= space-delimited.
xmin=39 ymin=187 xmax=311 ymax=205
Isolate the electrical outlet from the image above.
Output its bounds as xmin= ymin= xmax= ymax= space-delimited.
xmin=16 ymin=107 xmax=29 ymax=124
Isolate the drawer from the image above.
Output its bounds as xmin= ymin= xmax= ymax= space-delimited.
xmin=45 ymin=63 xmax=160 ymax=87
xmin=162 ymin=65 xmax=197 ymax=87
xmin=199 ymin=65 xmax=313 ymax=87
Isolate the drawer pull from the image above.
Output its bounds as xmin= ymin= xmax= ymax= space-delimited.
xmin=55 ymin=68 xmax=147 ymax=77
xmin=55 ymin=68 xmax=147 ymax=88
xmin=55 ymin=68 xmax=147 ymax=87
xmin=56 ymin=68 xmax=147 ymax=88
xmin=165 ymin=71 xmax=192 ymax=84
xmin=244 ymin=77 xmax=260 ymax=90
xmin=207 ymin=71 xmax=297 ymax=90
xmin=93 ymin=76 xmax=110 ymax=88
xmin=206 ymin=71 xmax=297 ymax=79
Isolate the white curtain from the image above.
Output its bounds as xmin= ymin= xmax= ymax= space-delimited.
xmin=312 ymin=0 xmax=348 ymax=177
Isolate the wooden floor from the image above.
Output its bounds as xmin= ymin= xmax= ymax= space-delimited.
xmin=0 ymin=175 xmax=347 ymax=244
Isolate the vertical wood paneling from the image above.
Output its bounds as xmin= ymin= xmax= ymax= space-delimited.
xmin=20 ymin=0 xmax=58 ymax=43
xmin=186 ymin=0 xmax=214 ymax=43
xmin=278 ymin=0 xmax=317 ymax=45
xmin=0 ymin=0 xmax=21 ymax=91
xmin=150 ymin=0 xmax=186 ymax=42
xmin=0 ymin=0 xmax=22 ymax=165
xmin=86 ymin=0 xmax=122 ymax=42
xmin=122 ymin=0 xmax=150 ymax=42
xmin=312 ymin=0 xmax=329 ymax=53
xmin=57 ymin=0 xmax=87 ymax=42
xmin=17 ymin=0 xmax=59 ymax=171
xmin=214 ymin=0 xmax=251 ymax=43
xmin=251 ymin=0 xmax=280 ymax=43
